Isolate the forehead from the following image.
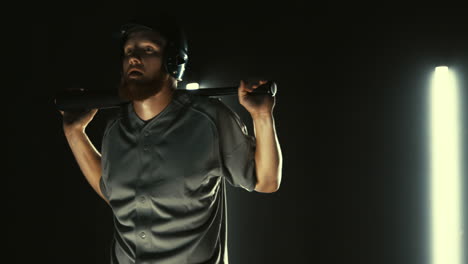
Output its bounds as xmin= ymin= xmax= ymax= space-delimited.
xmin=124 ymin=30 xmax=167 ymax=48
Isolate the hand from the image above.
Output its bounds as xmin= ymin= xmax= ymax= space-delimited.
xmin=58 ymin=108 xmax=99 ymax=134
xmin=56 ymin=87 xmax=99 ymax=133
xmin=238 ymin=79 xmax=276 ymax=116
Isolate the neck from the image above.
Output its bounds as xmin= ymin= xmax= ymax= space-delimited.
xmin=132 ymin=85 xmax=176 ymax=122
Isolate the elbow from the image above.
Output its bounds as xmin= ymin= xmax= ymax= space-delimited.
xmin=253 ymin=163 xmax=282 ymax=193
xmin=254 ymin=180 xmax=280 ymax=193
xmin=269 ymin=181 xmax=280 ymax=192
xmin=254 ymin=169 xmax=281 ymax=193
xmin=265 ymin=184 xmax=280 ymax=193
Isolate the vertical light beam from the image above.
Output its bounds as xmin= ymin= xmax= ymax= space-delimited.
xmin=429 ymin=66 xmax=463 ymax=264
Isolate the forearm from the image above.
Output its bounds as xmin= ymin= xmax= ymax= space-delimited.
xmin=251 ymin=113 xmax=282 ymax=192
xmin=64 ymin=129 xmax=108 ymax=204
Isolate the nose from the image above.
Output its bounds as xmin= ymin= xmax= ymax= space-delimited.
xmin=126 ymin=49 xmax=146 ymax=64
xmin=128 ymin=54 xmax=142 ymax=65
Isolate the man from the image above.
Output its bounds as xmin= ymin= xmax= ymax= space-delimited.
xmin=59 ymin=16 xmax=282 ymax=264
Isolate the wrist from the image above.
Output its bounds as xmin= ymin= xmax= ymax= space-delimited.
xmin=64 ymin=126 xmax=85 ymax=137
xmin=250 ymin=111 xmax=273 ymax=119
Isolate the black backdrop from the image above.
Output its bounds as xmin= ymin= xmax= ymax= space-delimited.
xmin=7 ymin=4 xmax=467 ymax=264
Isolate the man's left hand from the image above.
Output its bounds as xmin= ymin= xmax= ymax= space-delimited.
xmin=238 ymin=80 xmax=276 ymax=116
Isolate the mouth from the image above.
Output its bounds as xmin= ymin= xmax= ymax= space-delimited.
xmin=128 ymin=68 xmax=143 ymax=74
xmin=128 ymin=69 xmax=144 ymax=77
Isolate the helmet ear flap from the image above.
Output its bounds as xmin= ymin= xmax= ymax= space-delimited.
xmin=162 ymin=25 xmax=188 ymax=82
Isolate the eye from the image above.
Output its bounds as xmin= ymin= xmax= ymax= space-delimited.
xmin=124 ymin=48 xmax=133 ymax=55
xmin=145 ymin=46 xmax=155 ymax=52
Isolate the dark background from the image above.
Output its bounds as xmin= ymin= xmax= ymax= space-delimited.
xmin=7 ymin=4 xmax=467 ymax=264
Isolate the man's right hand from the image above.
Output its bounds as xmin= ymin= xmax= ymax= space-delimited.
xmin=58 ymin=108 xmax=99 ymax=134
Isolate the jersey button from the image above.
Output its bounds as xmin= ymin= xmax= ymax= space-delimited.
xmin=139 ymin=232 xmax=146 ymax=239
xmin=143 ymin=145 xmax=149 ymax=151
xmin=144 ymin=131 xmax=150 ymax=137
xmin=139 ymin=196 xmax=146 ymax=203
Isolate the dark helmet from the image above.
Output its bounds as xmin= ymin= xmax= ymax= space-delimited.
xmin=117 ymin=14 xmax=188 ymax=81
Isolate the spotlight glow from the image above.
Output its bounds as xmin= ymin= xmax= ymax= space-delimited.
xmin=429 ymin=66 xmax=463 ymax=264
xmin=186 ymin=82 xmax=200 ymax=90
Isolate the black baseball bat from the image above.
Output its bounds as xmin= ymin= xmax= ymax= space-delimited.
xmin=54 ymin=80 xmax=277 ymax=111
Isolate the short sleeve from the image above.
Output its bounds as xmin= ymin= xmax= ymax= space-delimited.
xmin=214 ymin=99 xmax=257 ymax=192
xmin=99 ymin=176 xmax=110 ymax=201
xmin=99 ymin=117 xmax=119 ymax=201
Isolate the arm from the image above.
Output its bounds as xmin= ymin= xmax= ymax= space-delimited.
xmin=64 ymin=128 xmax=110 ymax=206
xmin=251 ymin=112 xmax=282 ymax=193
xmin=237 ymin=79 xmax=282 ymax=193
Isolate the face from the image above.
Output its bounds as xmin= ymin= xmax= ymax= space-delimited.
xmin=118 ymin=29 xmax=172 ymax=101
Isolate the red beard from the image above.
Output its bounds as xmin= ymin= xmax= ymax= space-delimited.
xmin=118 ymin=69 xmax=169 ymax=101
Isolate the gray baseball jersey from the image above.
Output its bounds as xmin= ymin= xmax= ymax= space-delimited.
xmin=99 ymin=89 xmax=257 ymax=264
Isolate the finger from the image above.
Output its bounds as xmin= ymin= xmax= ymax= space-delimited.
xmin=239 ymin=88 xmax=252 ymax=97
xmin=59 ymin=110 xmax=64 ymax=115
xmin=239 ymin=80 xmax=251 ymax=91
xmin=240 ymin=80 xmax=245 ymax=88
xmin=240 ymin=87 xmax=254 ymax=95
xmin=253 ymin=82 xmax=263 ymax=89
xmin=239 ymin=80 xmax=246 ymax=96
xmin=253 ymin=80 xmax=268 ymax=89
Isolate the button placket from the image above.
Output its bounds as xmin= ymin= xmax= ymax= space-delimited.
xmin=143 ymin=144 xmax=149 ymax=151
xmin=140 ymin=129 xmax=150 ymax=151
xmin=137 ymin=128 xmax=156 ymax=252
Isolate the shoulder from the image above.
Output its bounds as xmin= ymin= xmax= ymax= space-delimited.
xmin=182 ymin=92 xmax=248 ymax=135
xmin=103 ymin=108 xmax=123 ymax=137
xmin=181 ymin=92 xmax=237 ymax=122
